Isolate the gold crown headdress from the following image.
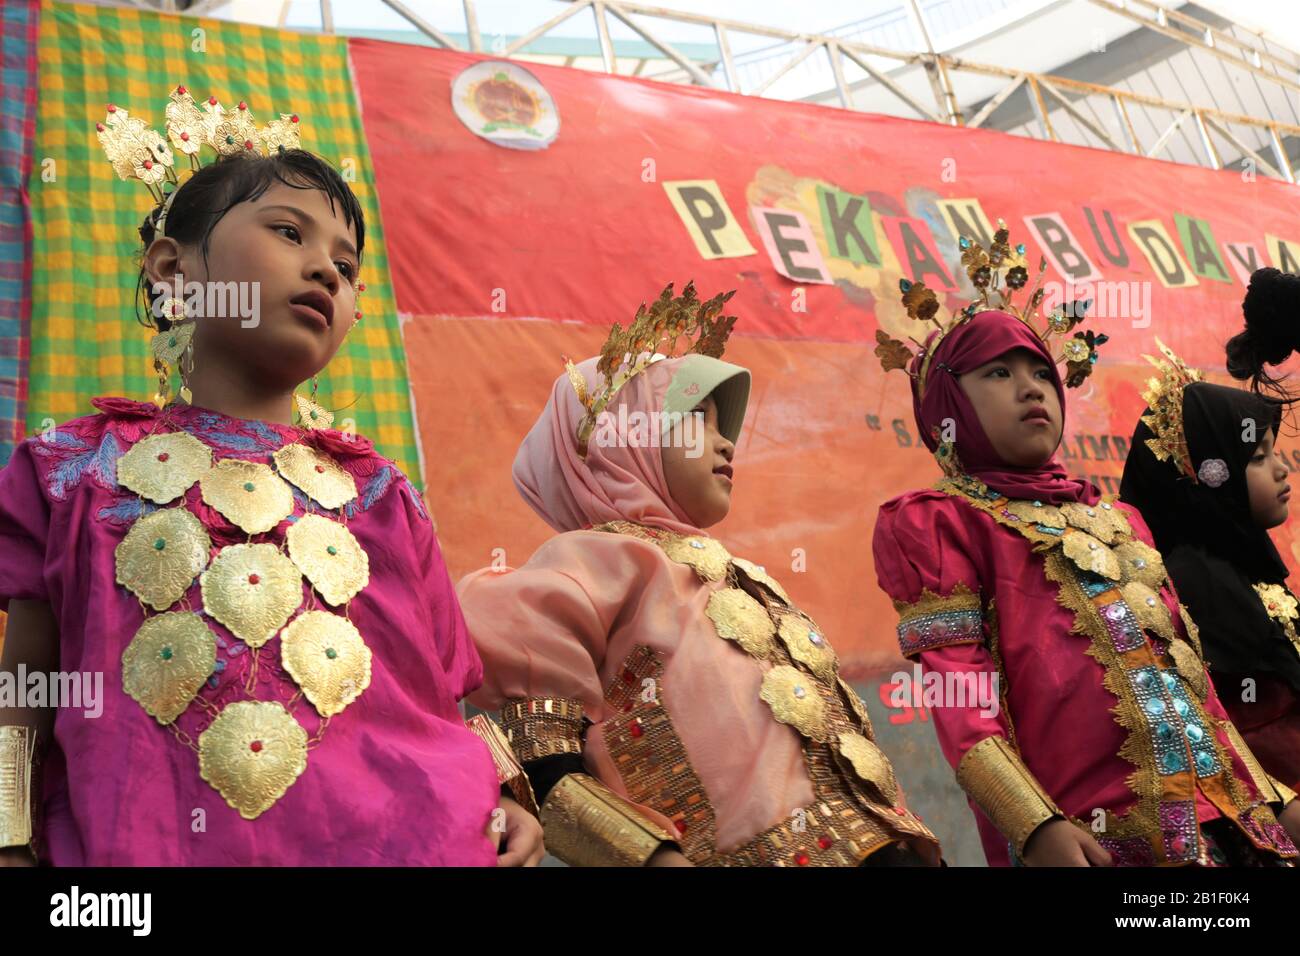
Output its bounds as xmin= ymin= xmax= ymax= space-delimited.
xmin=1139 ymin=338 xmax=1204 ymax=482
xmin=565 ymin=281 xmax=738 ymax=458
xmin=874 ymin=218 xmax=1107 ymax=395
xmin=95 ymin=85 xmax=303 ymax=239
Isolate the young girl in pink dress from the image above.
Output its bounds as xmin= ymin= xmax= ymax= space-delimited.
xmin=457 ymin=282 xmax=941 ymax=867
xmin=0 ymin=90 xmax=541 ymax=866
xmin=871 ymin=226 xmax=1299 ymax=866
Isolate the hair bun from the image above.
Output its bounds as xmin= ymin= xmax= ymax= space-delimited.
xmin=1227 ymin=267 xmax=1300 ymax=389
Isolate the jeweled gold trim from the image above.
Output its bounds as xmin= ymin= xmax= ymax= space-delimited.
xmin=705 ymin=587 xmax=776 ymax=657
xmin=0 ymin=726 xmax=38 ymax=856
xmin=955 ymin=735 xmax=1061 ymax=857
xmin=1122 ymin=581 xmax=1176 ymax=643
xmin=279 ymin=611 xmax=372 ymax=717
xmin=272 ymin=444 xmax=357 ymax=510
xmin=499 ymin=697 xmax=586 ymax=762
xmin=121 ymin=611 xmax=217 ymax=724
xmin=539 ymin=772 xmax=676 ymax=867
xmin=659 ymin=533 xmax=731 ymax=582
xmin=199 ymin=458 xmax=295 ymax=535
xmin=114 ymin=506 xmax=211 ymax=611
xmin=116 ymin=430 xmax=212 ymax=504
xmin=1220 ymin=719 xmax=1281 ymax=806
xmin=198 ymin=700 xmax=308 ymax=820
xmin=285 ymin=513 xmax=369 ymax=606
xmin=465 ymin=714 xmax=540 ymax=818
xmin=1003 ymin=499 xmax=1066 ymax=528
xmin=199 ymin=543 xmax=303 ymax=648
xmin=1060 ymin=500 xmax=1130 ymax=544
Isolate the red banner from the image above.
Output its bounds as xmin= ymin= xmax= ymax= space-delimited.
xmin=350 ymin=38 xmax=1300 ymax=675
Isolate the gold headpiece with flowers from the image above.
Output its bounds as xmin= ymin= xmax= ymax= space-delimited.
xmin=874 ymin=218 xmax=1107 ymax=395
xmin=1139 ymin=338 xmax=1204 ymax=482
xmin=95 ymin=84 xmax=303 ymax=238
xmin=565 ymin=281 xmax=738 ymax=458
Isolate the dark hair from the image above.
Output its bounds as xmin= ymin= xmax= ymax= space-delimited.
xmin=136 ymin=148 xmax=365 ymax=330
xmin=1226 ymin=266 xmax=1300 ymax=398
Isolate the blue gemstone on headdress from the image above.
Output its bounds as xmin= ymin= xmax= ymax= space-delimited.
xmin=1015 ymin=243 xmax=1026 ymax=255
xmin=899 ymin=278 xmax=913 ymax=292
xmin=958 ymin=236 xmax=971 ymax=249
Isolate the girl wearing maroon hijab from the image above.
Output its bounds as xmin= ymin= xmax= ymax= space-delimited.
xmin=870 ymin=229 xmax=1298 ymax=867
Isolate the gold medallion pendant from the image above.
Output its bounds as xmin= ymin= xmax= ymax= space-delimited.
xmin=732 ymin=557 xmax=791 ymax=604
xmin=705 ymin=587 xmax=776 ymax=657
xmin=661 ymin=534 xmax=731 ymax=582
xmin=198 ymin=700 xmax=309 ymax=819
xmin=285 ymin=514 xmax=369 ymax=606
xmin=280 ymin=611 xmax=372 ymax=717
xmin=1114 ymin=539 xmax=1166 ymax=590
xmin=837 ymin=732 xmax=899 ymax=802
xmin=200 ymin=543 xmax=303 ymax=647
xmin=775 ymin=612 xmax=837 ymax=682
xmin=273 ymin=444 xmax=357 ymax=510
xmin=1062 ymin=530 xmax=1120 ymax=580
xmin=117 ymin=431 xmax=213 ymax=504
xmin=200 ymin=459 xmax=295 ymax=534
xmin=114 ymin=507 xmax=211 ymax=610
xmin=121 ymin=611 xmax=217 ymax=724
xmin=759 ymin=664 xmax=828 ymax=741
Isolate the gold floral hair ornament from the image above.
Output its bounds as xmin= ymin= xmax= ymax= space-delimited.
xmin=1139 ymin=337 xmax=1205 ymax=483
xmin=565 ymin=281 xmax=739 ymax=458
xmin=96 ymin=85 xmax=303 ymax=238
xmin=873 ymin=218 xmax=1108 ymax=395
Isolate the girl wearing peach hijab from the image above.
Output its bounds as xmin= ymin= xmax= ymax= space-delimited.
xmin=457 ymin=283 xmax=941 ymax=867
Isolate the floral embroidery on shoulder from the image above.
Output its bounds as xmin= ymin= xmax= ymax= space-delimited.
xmin=28 ymin=418 xmax=122 ymax=501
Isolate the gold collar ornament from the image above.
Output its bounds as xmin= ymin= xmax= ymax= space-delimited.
xmin=121 ymin=611 xmax=218 ymax=724
xmin=200 ymin=459 xmax=295 ymax=534
xmin=875 ymin=218 xmax=1108 ymax=395
xmin=565 ymin=281 xmax=738 ymax=458
xmin=199 ymin=543 xmax=303 ymax=647
xmin=759 ymin=664 xmax=828 ymax=742
xmin=1139 ymin=339 xmax=1204 ymax=483
xmin=279 ymin=611 xmax=373 ymax=717
xmin=114 ymin=507 xmax=212 ymax=611
xmin=660 ymin=533 xmax=731 ymax=582
xmin=117 ymin=431 xmax=213 ymax=504
xmin=198 ymin=700 xmax=309 ymax=820
xmin=285 ymin=514 xmax=369 ymax=606
xmin=273 ymin=444 xmax=358 ymax=509
xmin=775 ymin=611 xmax=837 ymax=682
xmin=705 ymin=588 xmax=776 ymax=657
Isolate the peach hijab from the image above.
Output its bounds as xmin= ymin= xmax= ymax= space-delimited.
xmin=512 ymin=354 xmax=749 ymax=535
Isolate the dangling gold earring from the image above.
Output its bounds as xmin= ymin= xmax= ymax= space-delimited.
xmin=149 ymin=297 xmax=196 ymax=408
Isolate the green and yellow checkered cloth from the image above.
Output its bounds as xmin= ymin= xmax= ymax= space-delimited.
xmin=28 ymin=0 xmax=420 ymax=479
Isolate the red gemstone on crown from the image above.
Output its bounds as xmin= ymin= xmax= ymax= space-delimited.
xmin=107 ymin=103 xmax=117 ymax=112
xmin=290 ymin=114 xmax=299 ymax=123
xmin=315 ymin=465 xmax=325 ymax=473
xmin=244 ymin=140 xmax=254 ymax=150
xmin=157 ymin=453 xmax=169 ymax=462
xmin=248 ymin=574 xmax=261 ymax=585
xmin=177 ymin=85 xmax=187 ymax=95
xmin=95 ymin=122 xmax=105 ymax=132
xmin=142 ymin=160 xmax=153 ymax=170
xmin=208 ymin=97 xmax=218 ymax=105
xmin=249 ymin=740 xmax=263 ymax=753
xmin=238 ymin=101 xmax=247 ymax=110
xmin=180 ymin=132 xmax=189 ymax=141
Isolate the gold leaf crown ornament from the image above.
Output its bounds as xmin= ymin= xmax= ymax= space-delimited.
xmin=95 ymin=85 xmax=303 ymax=239
xmin=874 ymin=218 xmax=1108 ymax=396
xmin=1138 ymin=337 xmax=1204 ymax=482
xmin=566 ymin=281 xmax=738 ymax=458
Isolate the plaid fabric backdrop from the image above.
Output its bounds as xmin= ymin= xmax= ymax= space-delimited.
xmin=26 ymin=0 xmax=421 ymax=479
xmin=0 ymin=0 xmax=39 ymax=466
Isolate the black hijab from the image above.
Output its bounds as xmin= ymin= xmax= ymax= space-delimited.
xmin=1120 ymin=381 xmax=1300 ymax=691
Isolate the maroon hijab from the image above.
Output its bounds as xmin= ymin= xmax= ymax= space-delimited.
xmin=910 ymin=309 xmax=1099 ymax=505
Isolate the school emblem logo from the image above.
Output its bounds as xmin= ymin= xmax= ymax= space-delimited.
xmin=452 ymin=60 xmax=559 ymax=150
